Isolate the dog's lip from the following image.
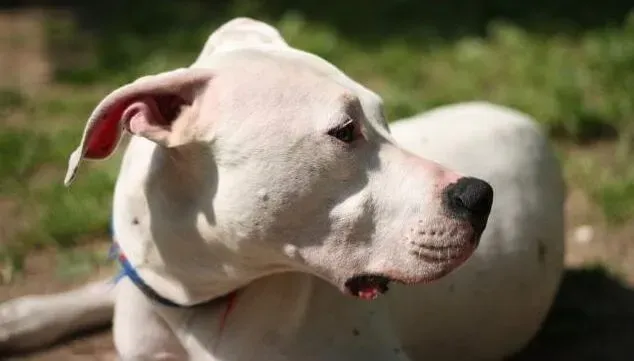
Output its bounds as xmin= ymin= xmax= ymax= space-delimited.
xmin=339 ymin=231 xmax=481 ymax=300
xmin=408 ymin=242 xmax=476 ymax=264
xmin=342 ymin=239 xmax=479 ymax=299
xmin=344 ymin=274 xmax=393 ymax=300
xmin=342 ymin=271 xmax=446 ymax=300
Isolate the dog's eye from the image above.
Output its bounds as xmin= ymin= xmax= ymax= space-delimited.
xmin=328 ymin=120 xmax=356 ymax=143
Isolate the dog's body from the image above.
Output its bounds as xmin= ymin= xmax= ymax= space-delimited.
xmin=0 ymin=18 xmax=564 ymax=361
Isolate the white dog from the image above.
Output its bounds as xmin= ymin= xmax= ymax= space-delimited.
xmin=0 ymin=18 xmax=565 ymax=361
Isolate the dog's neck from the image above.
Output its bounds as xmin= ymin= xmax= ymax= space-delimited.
xmin=115 ymin=240 xmax=410 ymax=360
xmin=155 ymin=272 xmax=410 ymax=361
xmin=113 ymin=139 xmax=273 ymax=305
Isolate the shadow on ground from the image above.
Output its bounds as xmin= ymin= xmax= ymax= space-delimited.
xmin=511 ymin=267 xmax=634 ymax=361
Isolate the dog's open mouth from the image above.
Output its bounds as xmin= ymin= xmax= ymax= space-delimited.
xmin=344 ymin=274 xmax=392 ymax=300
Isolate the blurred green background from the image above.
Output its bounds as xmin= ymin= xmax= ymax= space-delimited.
xmin=1 ymin=1 xmax=634 ymax=359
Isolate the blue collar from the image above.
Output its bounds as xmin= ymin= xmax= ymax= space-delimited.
xmin=109 ymin=217 xmax=201 ymax=308
xmin=108 ymin=221 xmax=240 ymax=335
xmin=110 ymin=242 xmax=187 ymax=308
xmin=109 ymin=221 xmax=237 ymax=312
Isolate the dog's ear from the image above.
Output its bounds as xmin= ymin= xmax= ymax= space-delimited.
xmin=195 ymin=18 xmax=288 ymax=63
xmin=64 ymin=67 xmax=214 ymax=186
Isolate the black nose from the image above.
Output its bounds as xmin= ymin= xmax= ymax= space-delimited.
xmin=443 ymin=177 xmax=494 ymax=234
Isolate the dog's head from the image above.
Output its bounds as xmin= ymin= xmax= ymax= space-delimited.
xmin=65 ymin=18 xmax=493 ymax=300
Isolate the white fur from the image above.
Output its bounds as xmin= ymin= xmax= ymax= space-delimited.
xmin=0 ymin=18 xmax=564 ymax=361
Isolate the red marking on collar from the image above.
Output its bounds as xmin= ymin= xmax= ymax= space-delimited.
xmin=214 ymin=291 xmax=239 ymax=351
xmin=112 ymin=242 xmax=239 ymax=339
xmin=218 ymin=291 xmax=238 ymax=334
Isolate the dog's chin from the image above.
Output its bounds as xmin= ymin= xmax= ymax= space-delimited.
xmin=341 ymin=268 xmax=455 ymax=301
xmin=342 ymin=234 xmax=480 ymax=301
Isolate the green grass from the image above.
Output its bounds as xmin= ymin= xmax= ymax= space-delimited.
xmin=55 ymin=247 xmax=113 ymax=280
xmin=600 ymin=178 xmax=634 ymax=225
xmin=0 ymin=88 xmax=117 ymax=271
xmin=1 ymin=5 xmax=634 ymax=276
xmin=50 ymin=10 xmax=634 ymax=141
xmin=563 ymin=143 xmax=634 ymax=224
xmin=0 ymin=89 xmax=27 ymax=113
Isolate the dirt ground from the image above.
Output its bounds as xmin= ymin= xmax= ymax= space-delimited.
xmin=1 ymin=187 xmax=634 ymax=361
xmin=0 ymin=242 xmax=117 ymax=361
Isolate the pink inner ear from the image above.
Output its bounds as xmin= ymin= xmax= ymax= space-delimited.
xmin=122 ymin=97 xmax=169 ymax=136
xmin=75 ymin=68 xmax=213 ymax=163
xmin=83 ymin=94 xmax=186 ymax=159
xmin=84 ymin=95 xmax=178 ymax=159
xmin=84 ymin=101 xmax=132 ymax=159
